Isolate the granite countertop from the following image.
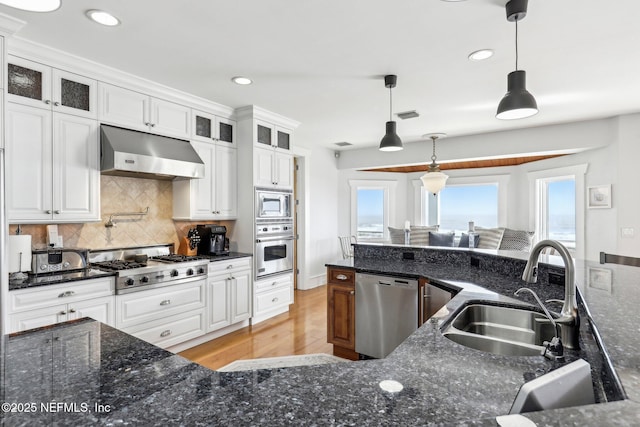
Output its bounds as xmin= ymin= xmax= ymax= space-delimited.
xmin=2 ymin=247 xmax=639 ymax=425
xmin=8 ymin=252 xmax=252 ymax=292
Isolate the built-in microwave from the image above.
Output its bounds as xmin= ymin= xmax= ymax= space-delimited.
xmin=255 ymin=188 xmax=292 ymax=220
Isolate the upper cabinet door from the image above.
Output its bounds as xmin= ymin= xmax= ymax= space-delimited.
xmin=52 ymin=69 xmax=97 ymax=119
xmin=7 ymin=56 xmax=52 ymax=110
xmin=149 ymin=98 xmax=190 ymax=139
xmin=192 ymin=110 xmax=215 ymax=143
xmin=255 ymin=120 xmax=274 ymax=148
xmin=216 ymin=117 xmax=236 ymax=147
xmin=276 ymin=126 xmax=292 ymax=151
xmin=98 ymin=82 xmax=149 ymax=132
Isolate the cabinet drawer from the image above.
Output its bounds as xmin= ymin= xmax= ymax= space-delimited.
xmin=255 ymin=287 xmax=292 ymax=315
xmin=116 ymin=279 xmax=205 ymax=328
xmin=8 ymin=304 xmax=68 ymax=333
xmin=208 ymin=257 xmax=251 ymax=275
xmin=255 ymin=273 xmax=292 ymax=292
xmin=9 ymin=277 xmax=115 ymax=313
xmin=328 ymin=268 xmax=355 ymax=286
xmin=122 ymin=309 xmax=206 ymax=349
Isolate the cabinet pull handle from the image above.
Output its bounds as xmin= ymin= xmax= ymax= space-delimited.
xmin=69 ymin=308 xmax=76 ymax=313
xmin=53 ymin=101 xmax=60 ymax=106
xmin=272 ymin=297 xmax=279 ymax=303
xmin=226 ymin=264 xmax=233 ymax=269
xmin=44 ymin=99 xmax=51 ymax=105
xmin=150 ymin=123 xmax=156 ymax=127
xmin=58 ymin=290 xmax=75 ymax=298
xmin=336 ymin=274 xmax=348 ymax=281
xmin=45 ymin=210 xmax=52 ymax=214
xmin=160 ymin=330 xmax=172 ymax=337
xmin=59 ymin=310 xmax=66 ymax=315
xmin=54 ymin=210 xmax=60 ymax=214
xmin=160 ymin=300 xmax=171 ymax=306
xmin=271 ymin=281 xmax=277 ymax=286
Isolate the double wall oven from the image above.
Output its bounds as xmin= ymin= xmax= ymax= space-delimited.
xmin=255 ymin=188 xmax=294 ymax=278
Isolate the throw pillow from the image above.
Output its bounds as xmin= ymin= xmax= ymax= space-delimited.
xmin=428 ymin=231 xmax=455 ymax=247
xmin=499 ymin=229 xmax=535 ymax=251
xmin=475 ymin=227 xmax=506 ymax=249
xmin=458 ymin=233 xmax=480 ymax=248
xmin=388 ymin=227 xmax=405 ymax=244
xmin=410 ymin=225 xmax=439 ymax=246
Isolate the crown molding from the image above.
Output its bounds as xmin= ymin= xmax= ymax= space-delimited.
xmin=0 ymin=12 xmax=25 ymax=36
xmin=235 ymin=105 xmax=300 ymax=129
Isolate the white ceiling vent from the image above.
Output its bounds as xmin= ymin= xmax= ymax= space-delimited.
xmin=397 ymin=110 xmax=420 ymax=120
xmin=335 ymin=142 xmax=353 ymax=147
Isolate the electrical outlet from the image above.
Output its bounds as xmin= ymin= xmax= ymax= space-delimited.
xmin=470 ymin=257 xmax=480 ymax=268
xmin=402 ymin=252 xmax=415 ymax=260
xmin=548 ymin=272 xmax=565 ymax=286
xmin=621 ymin=227 xmax=635 ymax=238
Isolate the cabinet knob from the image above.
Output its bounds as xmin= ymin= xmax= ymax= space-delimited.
xmin=272 ymin=297 xmax=279 ymax=303
xmin=45 ymin=210 xmax=52 ymax=214
xmin=160 ymin=330 xmax=172 ymax=337
xmin=271 ymin=281 xmax=277 ymax=286
xmin=69 ymin=308 xmax=76 ymax=313
xmin=53 ymin=101 xmax=60 ymax=106
xmin=336 ymin=274 xmax=348 ymax=281
xmin=150 ymin=123 xmax=156 ymax=127
xmin=54 ymin=210 xmax=60 ymax=214
xmin=350 ymin=291 xmax=355 ymax=295
xmin=59 ymin=310 xmax=67 ymax=315
xmin=44 ymin=99 xmax=51 ymax=105
xmin=160 ymin=299 xmax=171 ymax=306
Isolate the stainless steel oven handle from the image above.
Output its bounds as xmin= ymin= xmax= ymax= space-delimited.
xmin=256 ymin=236 xmax=295 ymax=243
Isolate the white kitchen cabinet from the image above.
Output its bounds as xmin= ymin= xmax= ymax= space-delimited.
xmin=206 ymin=258 xmax=252 ymax=332
xmin=98 ymin=82 xmax=190 ymax=139
xmin=7 ymin=55 xmax=97 ymax=119
xmin=172 ymin=141 xmax=237 ymax=220
xmin=254 ymin=146 xmax=293 ymax=189
xmin=8 ymin=277 xmax=115 ymax=333
xmin=254 ymin=119 xmax=292 ymax=152
xmin=121 ymin=310 xmax=206 ymax=349
xmin=192 ymin=109 xmax=236 ymax=147
xmin=6 ymin=102 xmax=100 ymax=223
xmin=253 ymin=272 xmax=294 ymax=324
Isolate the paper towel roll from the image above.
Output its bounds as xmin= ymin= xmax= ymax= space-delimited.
xmin=9 ymin=235 xmax=32 ymax=273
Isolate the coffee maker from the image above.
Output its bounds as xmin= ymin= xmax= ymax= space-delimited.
xmin=196 ymin=225 xmax=229 ymax=255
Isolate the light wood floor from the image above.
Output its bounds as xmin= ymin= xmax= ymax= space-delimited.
xmin=179 ymin=285 xmax=333 ymax=370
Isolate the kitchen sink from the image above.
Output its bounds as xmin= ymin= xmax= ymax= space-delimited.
xmin=441 ymin=303 xmax=556 ymax=357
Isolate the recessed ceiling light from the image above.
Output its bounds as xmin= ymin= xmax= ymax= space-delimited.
xmin=468 ymin=49 xmax=494 ymax=61
xmin=86 ymin=9 xmax=120 ymax=26
xmin=231 ymin=76 xmax=253 ymax=85
xmin=0 ymin=0 xmax=60 ymax=12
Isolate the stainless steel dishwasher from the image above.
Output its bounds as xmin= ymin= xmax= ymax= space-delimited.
xmin=355 ymin=273 xmax=418 ymax=358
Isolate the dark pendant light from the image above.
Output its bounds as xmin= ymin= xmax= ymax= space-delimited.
xmin=379 ymin=74 xmax=403 ymax=151
xmin=496 ymin=0 xmax=538 ymax=120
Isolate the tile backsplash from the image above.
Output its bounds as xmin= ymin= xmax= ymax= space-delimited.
xmin=12 ymin=175 xmax=233 ymax=251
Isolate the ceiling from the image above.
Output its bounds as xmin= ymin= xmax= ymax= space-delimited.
xmin=2 ymin=0 xmax=640 ymax=154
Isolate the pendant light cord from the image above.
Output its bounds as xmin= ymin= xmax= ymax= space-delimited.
xmin=515 ymin=19 xmax=519 ymax=70
xmin=389 ymin=86 xmax=393 ymax=121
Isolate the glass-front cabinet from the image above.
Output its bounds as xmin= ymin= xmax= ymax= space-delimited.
xmin=255 ymin=119 xmax=292 ymax=152
xmin=192 ymin=109 xmax=236 ymax=147
xmin=7 ymin=55 xmax=97 ymax=119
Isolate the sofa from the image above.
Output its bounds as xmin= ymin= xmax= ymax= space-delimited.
xmin=388 ymin=226 xmax=534 ymax=252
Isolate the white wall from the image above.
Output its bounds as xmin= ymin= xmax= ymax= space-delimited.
xmin=332 ymin=114 xmax=640 ymax=262
xmin=299 ymin=147 xmax=340 ymax=289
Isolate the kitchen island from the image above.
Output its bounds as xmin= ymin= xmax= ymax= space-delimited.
xmin=2 ymin=246 xmax=640 ymax=426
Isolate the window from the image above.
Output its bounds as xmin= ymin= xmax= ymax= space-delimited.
xmin=349 ymin=180 xmax=397 ymax=241
xmin=415 ymin=175 xmax=508 ymax=232
xmin=438 ymin=184 xmax=499 ymax=233
xmin=538 ymin=177 xmax=576 ymax=249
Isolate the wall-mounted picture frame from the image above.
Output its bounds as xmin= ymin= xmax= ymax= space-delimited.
xmin=587 ymin=185 xmax=611 ymax=209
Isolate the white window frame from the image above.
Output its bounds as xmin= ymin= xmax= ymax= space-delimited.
xmin=413 ymin=174 xmax=509 ymax=228
xmin=349 ymin=179 xmax=397 ymax=242
xmin=528 ymin=164 xmax=588 ymax=258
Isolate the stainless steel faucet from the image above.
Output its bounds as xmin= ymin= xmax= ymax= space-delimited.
xmin=521 ymin=240 xmax=580 ymax=349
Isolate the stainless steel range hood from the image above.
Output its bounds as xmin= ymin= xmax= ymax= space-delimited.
xmin=100 ymin=124 xmax=204 ymax=180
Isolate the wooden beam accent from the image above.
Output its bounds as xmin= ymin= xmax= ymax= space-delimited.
xmin=361 ymin=154 xmax=566 ymax=173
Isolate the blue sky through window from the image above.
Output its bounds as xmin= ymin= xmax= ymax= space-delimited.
xmin=547 ymin=179 xmax=576 ymax=245
xmin=438 ymin=184 xmax=498 ymax=232
xmin=357 ymin=188 xmax=384 ymax=238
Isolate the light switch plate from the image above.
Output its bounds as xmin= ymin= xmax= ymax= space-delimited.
xmin=621 ymin=227 xmax=634 ymax=238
